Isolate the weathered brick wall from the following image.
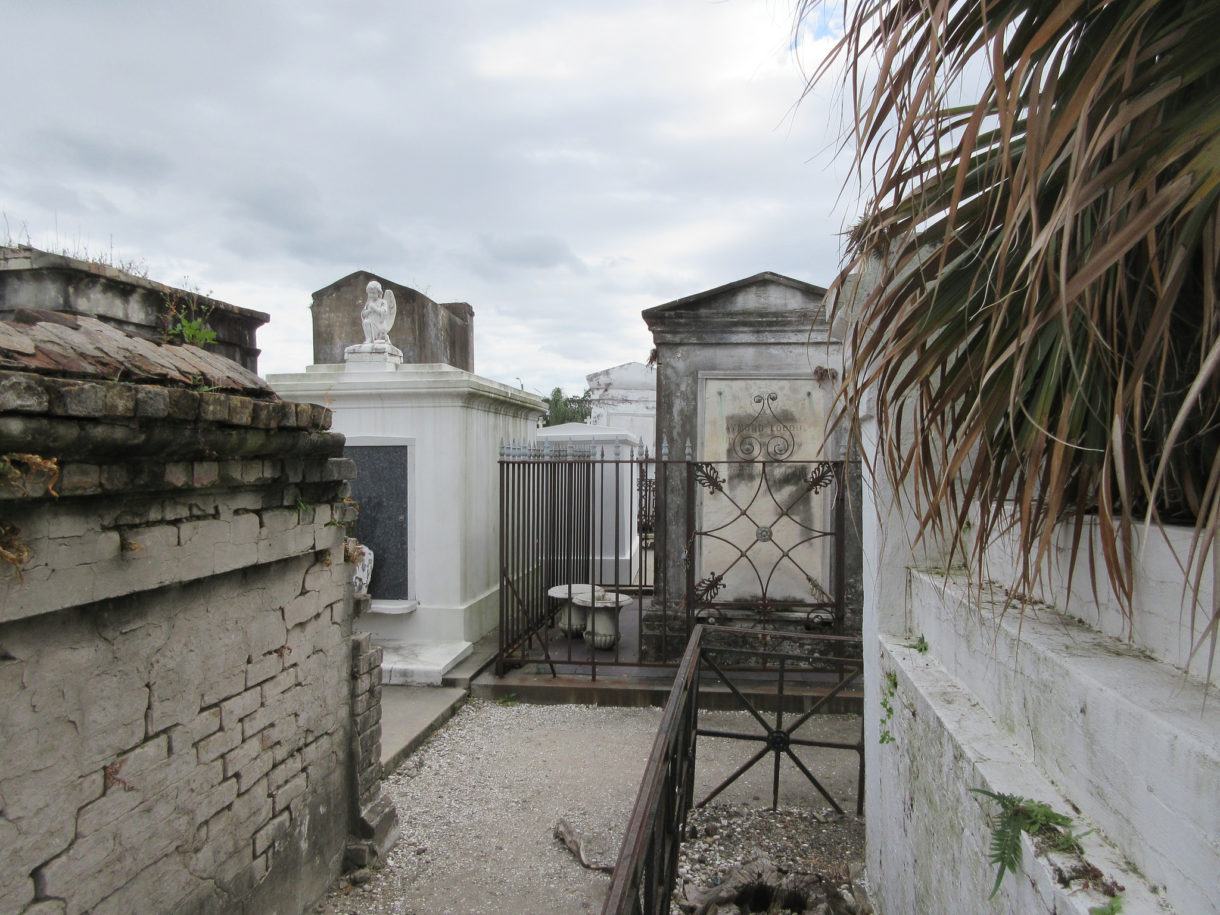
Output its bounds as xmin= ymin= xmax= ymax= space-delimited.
xmin=345 ymin=625 xmax=398 ymax=869
xmin=0 ymin=310 xmax=393 ymax=914
xmin=350 ymin=631 xmax=384 ymax=811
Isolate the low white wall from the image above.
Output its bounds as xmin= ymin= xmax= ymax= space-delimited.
xmin=862 ymin=411 xmax=1219 ymax=914
xmin=983 ymin=516 xmax=1215 ymax=681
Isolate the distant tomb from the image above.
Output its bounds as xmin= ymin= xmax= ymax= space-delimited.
xmin=586 ymin=361 xmax=657 ymax=453
xmin=310 ymin=270 xmax=474 ymax=370
xmin=271 ymin=269 xmax=544 ymax=684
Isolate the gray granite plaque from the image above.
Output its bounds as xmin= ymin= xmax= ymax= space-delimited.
xmin=346 ymin=445 xmax=410 ymax=600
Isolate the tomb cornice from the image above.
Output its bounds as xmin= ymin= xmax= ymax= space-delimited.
xmin=268 ymin=363 xmax=545 ymax=419
xmin=646 ymin=310 xmax=837 ymax=346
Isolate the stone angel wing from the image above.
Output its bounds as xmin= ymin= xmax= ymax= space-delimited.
xmin=383 ymin=288 xmax=396 ymax=332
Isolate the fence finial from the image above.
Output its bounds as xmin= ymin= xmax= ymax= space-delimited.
xmin=684 ymin=438 xmax=692 ymax=461
xmin=661 ymin=435 xmax=669 ymax=460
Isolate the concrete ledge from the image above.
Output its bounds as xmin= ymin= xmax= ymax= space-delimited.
xmin=905 ymin=570 xmax=1219 ymax=914
xmin=370 ymin=599 xmax=418 ymax=616
xmin=983 ymin=518 xmax=1215 ymax=679
xmin=379 ymin=686 xmax=467 ymax=775
xmin=874 ymin=636 xmax=1164 ymax=913
xmin=379 ymin=640 xmax=473 ymax=687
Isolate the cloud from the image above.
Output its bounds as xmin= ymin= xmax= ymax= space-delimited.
xmin=474 ymin=233 xmax=587 ymax=274
xmin=0 ymin=0 xmax=860 ymax=392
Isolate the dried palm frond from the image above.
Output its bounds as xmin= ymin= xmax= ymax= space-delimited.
xmin=803 ymin=0 xmax=1220 ymax=674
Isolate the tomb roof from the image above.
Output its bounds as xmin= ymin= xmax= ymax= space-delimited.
xmin=0 ymin=308 xmax=273 ymax=396
xmin=642 ymin=271 xmax=827 ymax=317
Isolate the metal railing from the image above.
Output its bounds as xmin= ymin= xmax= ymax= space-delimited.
xmin=601 ymin=629 xmax=701 ymax=915
xmin=498 ymin=448 xmax=853 ymax=675
xmin=497 ymin=441 xmax=653 ymax=676
xmin=602 ymin=625 xmax=864 ymax=915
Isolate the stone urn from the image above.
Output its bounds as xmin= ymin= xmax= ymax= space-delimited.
xmin=547 ymin=583 xmax=599 ymax=636
xmin=576 ymin=590 xmax=633 ymax=650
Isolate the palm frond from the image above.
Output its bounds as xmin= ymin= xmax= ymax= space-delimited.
xmin=804 ymin=0 xmax=1220 ymax=666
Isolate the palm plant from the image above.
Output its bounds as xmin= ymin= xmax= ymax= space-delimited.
xmin=804 ymin=0 xmax=1220 ymax=673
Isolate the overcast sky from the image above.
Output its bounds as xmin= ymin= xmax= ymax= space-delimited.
xmin=1 ymin=0 xmax=856 ymax=395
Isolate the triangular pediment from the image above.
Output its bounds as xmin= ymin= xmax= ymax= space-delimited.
xmin=642 ymin=272 xmax=831 ymax=344
xmin=642 ymin=272 xmax=827 ymax=319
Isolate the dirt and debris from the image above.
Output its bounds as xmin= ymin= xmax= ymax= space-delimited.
xmin=315 ymin=700 xmax=865 ymax=915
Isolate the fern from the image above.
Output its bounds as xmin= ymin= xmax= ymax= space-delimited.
xmin=971 ymin=789 xmax=1072 ymax=898
xmin=1089 ymin=896 xmax=1123 ymax=915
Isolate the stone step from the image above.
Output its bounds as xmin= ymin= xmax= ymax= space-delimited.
xmin=379 ymin=685 xmax=468 ymax=775
xmin=379 ymin=640 xmax=472 ymax=686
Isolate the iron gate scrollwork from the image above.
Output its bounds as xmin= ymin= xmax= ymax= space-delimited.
xmin=497 ymin=440 xmax=852 ymax=674
xmin=684 ymin=459 xmax=845 ymax=631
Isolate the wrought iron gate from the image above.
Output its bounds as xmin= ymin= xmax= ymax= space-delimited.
xmin=497 ymin=440 xmax=852 ymax=674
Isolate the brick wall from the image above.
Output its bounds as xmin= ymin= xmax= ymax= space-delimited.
xmin=345 ymin=626 xmax=397 ymax=869
xmin=0 ymin=311 xmax=395 ymax=914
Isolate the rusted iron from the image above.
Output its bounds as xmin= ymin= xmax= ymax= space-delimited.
xmin=499 ymin=451 xmax=852 ymax=676
xmin=601 ymin=625 xmax=865 ymax=915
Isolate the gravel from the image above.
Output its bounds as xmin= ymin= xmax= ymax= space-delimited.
xmin=316 ymin=699 xmax=866 ymax=915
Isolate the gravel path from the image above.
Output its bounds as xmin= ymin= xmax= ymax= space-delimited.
xmin=317 ymin=699 xmax=865 ymax=915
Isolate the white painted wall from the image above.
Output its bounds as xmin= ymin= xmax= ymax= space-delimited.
xmin=536 ymin=423 xmax=642 ymax=587
xmin=983 ymin=517 xmax=1215 ymax=681
xmin=861 ymin=395 xmax=1219 ymax=913
xmin=586 ymin=361 xmax=657 ymax=453
xmin=269 ymin=362 xmax=544 ymax=644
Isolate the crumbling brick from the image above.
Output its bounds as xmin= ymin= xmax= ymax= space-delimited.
xmin=0 ymin=372 xmax=49 ymax=413
xmin=252 ymin=811 xmax=290 ymax=857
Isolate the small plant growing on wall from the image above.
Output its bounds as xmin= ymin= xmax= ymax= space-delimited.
xmin=0 ymin=454 xmax=59 ymax=580
xmin=971 ymin=789 xmax=1073 ymax=897
xmin=878 ymin=669 xmax=898 ymax=744
xmin=0 ymin=453 xmax=59 ymax=497
xmin=162 ymin=280 xmax=217 ymax=348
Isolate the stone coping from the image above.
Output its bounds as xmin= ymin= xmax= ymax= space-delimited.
xmin=1 ymin=369 xmax=339 ymax=466
xmin=0 ymin=245 xmax=269 ymax=323
xmin=269 ymin=362 xmax=545 ymax=414
xmin=0 ymin=310 xmax=271 ymax=391
xmin=0 ymin=312 xmax=344 ymax=480
xmin=0 ymin=247 xmax=269 ymax=372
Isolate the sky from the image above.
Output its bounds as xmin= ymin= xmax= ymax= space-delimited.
xmin=1 ymin=0 xmax=857 ymax=396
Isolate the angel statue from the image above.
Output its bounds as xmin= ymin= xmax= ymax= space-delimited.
xmin=360 ymin=280 xmax=397 ymax=344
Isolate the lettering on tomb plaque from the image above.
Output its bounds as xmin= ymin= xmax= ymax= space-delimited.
xmin=345 ymin=445 xmax=410 ymax=600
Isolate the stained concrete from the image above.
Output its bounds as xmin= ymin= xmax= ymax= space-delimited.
xmin=309 ymin=270 xmax=473 ymax=370
xmin=379 ymin=686 xmax=469 ymax=775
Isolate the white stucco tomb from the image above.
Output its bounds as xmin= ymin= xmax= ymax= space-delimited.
xmin=269 ymin=304 xmax=543 ymax=685
xmin=536 ymin=422 xmax=643 ymax=590
xmin=586 ymin=361 xmax=657 ymax=453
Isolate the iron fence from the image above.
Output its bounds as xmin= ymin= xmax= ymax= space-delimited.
xmin=497 ymin=441 xmax=654 ymax=676
xmin=498 ymin=446 xmax=852 ymax=675
xmin=602 ymin=625 xmax=864 ymax=915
